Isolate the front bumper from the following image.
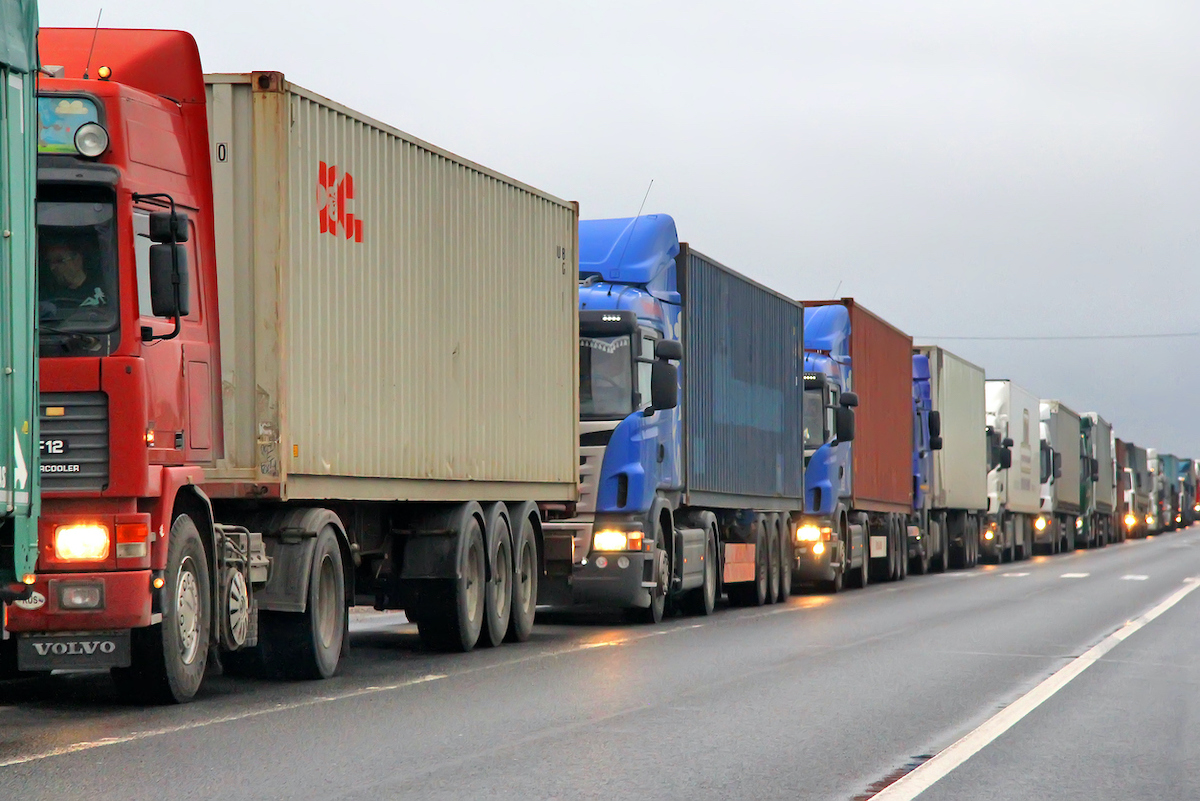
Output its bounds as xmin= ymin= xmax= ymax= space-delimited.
xmin=571 ymin=551 xmax=653 ymax=608
xmin=793 ymin=540 xmax=837 ymax=581
xmin=5 ymin=570 xmax=153 ymax=633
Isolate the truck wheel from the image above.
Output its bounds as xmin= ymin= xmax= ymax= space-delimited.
xmin=504 ymin=513 xmax=538 ymax=643
xmin=482 ymin=511 xmax=513 ymax=648
xmin=777 ymin=518 xmax=793 ymax=601
xmin=897 ymin=522 xmax=908 ymax=580
xmin=628 ymin=522 xmax=668 ymax=623
xmin=418 ymin=517 xmax=486 ymax=650
xmin=821 ymin=567 xmax=843 ymax=594
xmin=765 ymin=515 xmax=780 ymax=605
xmin=113 ymin=514 xmax=210 ymax=704
xmin=686 ymin=526 xmax=718 ymax=615
xmin=846 ymin=522 xmax=869 ymax=590
xmin=258 ymin=525 xmax=346 ymax=678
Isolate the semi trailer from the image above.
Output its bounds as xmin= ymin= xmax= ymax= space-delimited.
xmin=8 ymin=28 xmax=580 ymax=703
xmin=0 ymin=0 xmax=38 ymax=619
xmin=912 ymin=345 xmax=987 ymax=569
xmin=1080 ymin=413 xmax=1115 ymax=547
xmin=1036 ymin=400 xmax=1082 ymax=553
xmin=547 ymin=215 xmax=805 ymax=620
xmin=795 ymin=299 xmax=913 ymax=591
xmin=984 ymin=380 xmax=1040 ymax=561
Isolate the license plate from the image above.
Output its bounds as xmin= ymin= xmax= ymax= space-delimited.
xmin=18 ymin=631 xmax=131 ymax=670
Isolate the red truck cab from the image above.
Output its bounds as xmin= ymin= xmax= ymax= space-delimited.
xmin=5 ymin=29 xmax=223 ymax=697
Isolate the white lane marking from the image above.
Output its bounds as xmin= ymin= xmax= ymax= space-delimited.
xmin=0 ymin=673 xmax=447 ymax=769
xmin=1002 ymin=572 xmax=1029 ymax=578
xmin=873 ymin=577 xmax=1200 ymax=800
xmin=1060 ymin=572 xmax=1090 ymax=579
xmin=0 ymin=613 xmax=718 ymax=768
xmin=1121 ymin=575 xmax=1149 ymax=581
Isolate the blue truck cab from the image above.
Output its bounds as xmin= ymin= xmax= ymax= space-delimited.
xmin=544 ymin=214 xmax=806 ymax=621
xmin=541 ymin=215 xmax=684 ymax=621
xmin=909 ymin=353 xmax=939 ymax=570
xmin=793 ymin=305 xmax=863 ymax=591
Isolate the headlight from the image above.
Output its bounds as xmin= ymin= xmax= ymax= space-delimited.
xmin=984 ymin=530 xmax=994 ymax=540
xmin=593 ymin=529 xmax=642 ymax=552
xmin=1075 ymin=518 xmax=1083 ymax=530
xmin=54 ymin=524 xmax=110 ymax=561
xmin=1193 ymin=504 xmax=1199 ymax=513
xmin=1034 ymin=516 xmax=1047 ymax=531
xmin=812 ymin=541 xmax=825 ymax=555
xmin=1124 ymin=514 xmax=1137 ymax=528
xmin=1146 ymin=515 xmax=1154 ymax=526
xmin=796 ymin=524 xmax=822 ymax=542
xmin=73 ymin=122 xmax=109 ymax=158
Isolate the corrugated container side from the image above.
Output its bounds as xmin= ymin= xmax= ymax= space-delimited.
xmin=920 ymin=346 xmax=987 ymax=510
xmin=1090 ymin=415 xmax=1115 ymax=512
xmin=808 ymin=300 xmax=912 ymax=512
xmin=1046 ymin=402 xmax=1082 ymax=511
xmin=206 ymin=74 xmax=578 ymax=501
xmin=678 ymin=245 xmax=804 ymax=507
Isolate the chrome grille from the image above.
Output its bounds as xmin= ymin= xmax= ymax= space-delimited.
xmin=40 ymin=392 xmax=109 ymax=492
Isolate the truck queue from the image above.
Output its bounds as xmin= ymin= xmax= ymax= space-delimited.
xmin=1 ymin=22 xmax=1195 ymax=704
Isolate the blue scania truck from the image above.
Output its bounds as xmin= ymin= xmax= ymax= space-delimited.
xmin=542 ymin=214 xmax=806 ymax=621
xmin=792 ymin=300 xmax=918 ymax=591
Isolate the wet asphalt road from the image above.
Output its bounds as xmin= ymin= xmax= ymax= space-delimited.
xmin=2 ymin=526 xmax=1199 ymax=801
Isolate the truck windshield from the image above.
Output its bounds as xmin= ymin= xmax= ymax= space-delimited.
xmin=38 ymin=193 xmax=120 ymax=352
xmin=803 ymin=389 xmax=824 ymax=449
xmin=580 ymin=335 xmax=633 ymax=419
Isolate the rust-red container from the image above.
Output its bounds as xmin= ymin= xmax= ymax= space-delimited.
xmin=806 ymin=299 xmax=913 ymax=513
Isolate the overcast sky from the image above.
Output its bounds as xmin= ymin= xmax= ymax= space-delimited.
xmin=45 ymin=1 xmax=1200 ymax=456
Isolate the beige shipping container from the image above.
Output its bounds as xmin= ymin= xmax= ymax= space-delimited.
xmin=204 ymin=72 xmax=579 ymax=503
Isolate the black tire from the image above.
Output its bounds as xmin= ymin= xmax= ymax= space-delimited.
xmin=482 ymin=511 xmax=513 ymax=648
xmin=777 ymin=518 xmax=793 ymax=601
xmin=112 ymin=514 xmax=210 ymax=704
xmin=256 ymin=525 xmax=346 ymax=679
xmin=765 ymin=515 xmax=780 ymax=605
xmin=418 ymin=516 xmax=486 ymax=650
xmin=504 ymin=513 xmax=538 ymax=643
xmin=897 ymin=519 xmax=908 ymax=581
xmin=846 ymin=522 xmax=869 ymax=590
xmin=628 ymin=521 xmax=668 ymax=624
xmin=686 ymin=526 xmax=718 ymax=616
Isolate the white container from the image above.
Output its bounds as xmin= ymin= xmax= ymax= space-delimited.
xmin=1084 ymin=413 xmax=1115 ymax=513
xmin=204 ymin=72 xmax=579 ymax=502
xmin=1041 ymin=400 xmax=1083 ymax=514
xmin=985 ymin=380 xmax=1042 ymax=515
xmin=916 ymin=346 xmax=987 ymax=511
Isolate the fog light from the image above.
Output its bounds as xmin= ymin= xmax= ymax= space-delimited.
xmin=617 ymin=556 xmax=630 ymax=569
xmin=594 ymin=556 xmax=608 ymax=569
xmin=58 ymin=583 xmax=103 ymax=610
xmin=54 ymin=524 xmax=110 ymax=561
xmin=1035 ymin=517 xmax=1047 ymax=532
xmin=985 ymin=531 xmax=994 ymax=541
xmin=1075 ymin=518 xmax=1083 ymax=530
xmin=812 ymin=541 xmax=825 ymax=555
xmin=1124 ymin=514 xmax=1137 ymax=528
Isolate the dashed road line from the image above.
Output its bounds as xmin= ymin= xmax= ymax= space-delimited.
xmin=1060 ymin=572 xmax=1090 ymax=579
xmin=1001 ymin=572 xmax=1030 ymax=578
xmin=1121 ymin=574 xmax=1149 ymax=581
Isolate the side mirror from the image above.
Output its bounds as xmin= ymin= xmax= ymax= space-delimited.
xmin=1002 ymin=438 xmax=1014 ymax=448
xmin=148 ymin=210 xmax=190 ymax=243
xmin=149 ymin=244 xmax=190 ymax=318
xmin=930 ymin=435 xmax=943 ymax=451
xmin=835 ymin=406 xmax=855 ymax=443
xmin=649 ymin=360 xmax=678 ymax=412
xmin=928 ymin=410 xmax=941 ymax=438
xmin=839 ymin=392 xmax=859 ymax=408
xmin=654 ymin=339 xmax=682 ymax=361
xmin=999 ymin=450 xmax=1013 ymax=470
xmin=1053 ymin=452 xmax=1063 ymax=480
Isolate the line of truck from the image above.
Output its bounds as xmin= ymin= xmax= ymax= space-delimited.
xmin=2 ymin=25 xmax=1196 ymax=704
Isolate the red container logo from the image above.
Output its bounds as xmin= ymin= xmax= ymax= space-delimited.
xmin=317 ymin=161 xmax=364 ymax=243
